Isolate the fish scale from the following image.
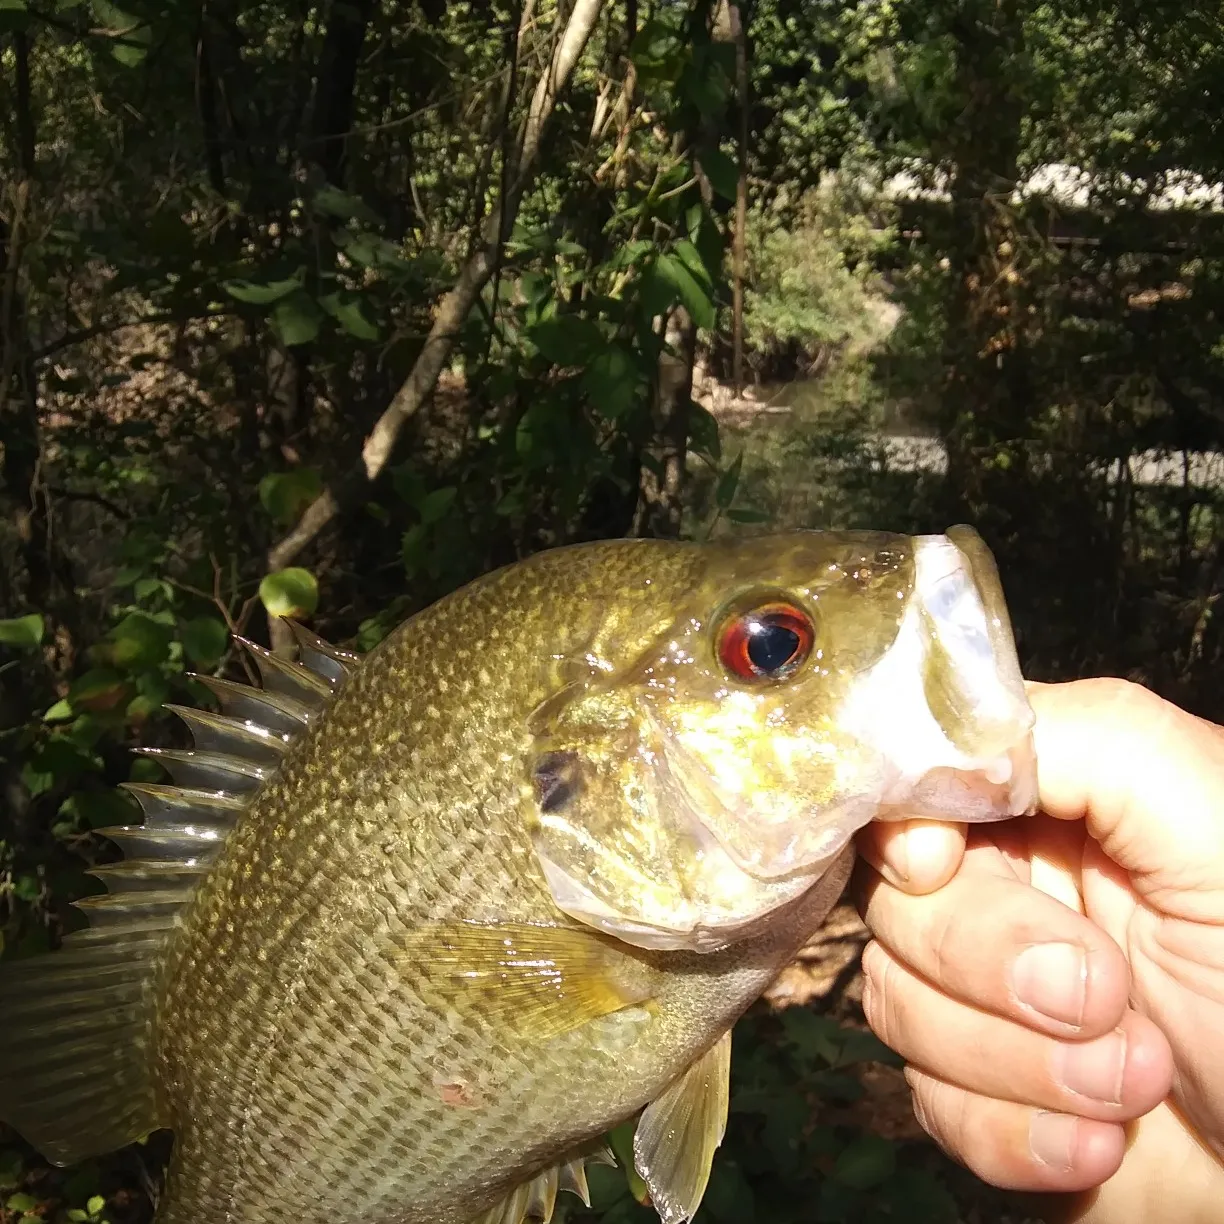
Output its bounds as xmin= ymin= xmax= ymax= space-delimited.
xmin=0 ymin=531 xmax=1037 ymax=1224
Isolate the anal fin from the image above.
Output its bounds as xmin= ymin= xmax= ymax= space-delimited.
xmin=633 ymin=1028 xmax=732 ymax=1224
xmin=472 ymin=1144 xmax=616 ymax=1224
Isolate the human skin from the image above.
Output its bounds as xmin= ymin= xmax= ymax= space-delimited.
xmin=854 ymin=679 xmax=1224 ymax=1222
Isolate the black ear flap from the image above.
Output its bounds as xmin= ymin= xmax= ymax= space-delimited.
xmin=532 ymin=750 xmax=585 ymax=814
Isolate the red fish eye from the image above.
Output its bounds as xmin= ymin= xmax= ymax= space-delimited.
xmin=717 ymin=602 xmax=815 ymax=682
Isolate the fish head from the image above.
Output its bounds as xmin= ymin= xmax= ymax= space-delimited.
xmin=528 ymin=526 xmax=1036 ymax=952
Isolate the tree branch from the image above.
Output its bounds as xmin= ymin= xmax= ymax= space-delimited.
xmin=267 ymin=0 xmax=609 ymax=571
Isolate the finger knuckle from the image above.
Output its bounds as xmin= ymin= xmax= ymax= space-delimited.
xmin=909 ymin=1071 xmax=969 ymax=1160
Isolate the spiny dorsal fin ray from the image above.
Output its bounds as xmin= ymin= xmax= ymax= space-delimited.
xmin=286 ymin=619 xmax=359 ymax=688
xmin=633 ymin=1028 xmax=732 ymax=1224
xmin=473 ymin=1145 xmax=617 ymax=1224
xmin=0 ymin=624 xmax=361 ymax=1167
xmin=190 ymin=675 xmax=315 ymax=737
xmin=132 ymin=746 xmax=267 ymax=794
xmin=162 ymin=704 xmax=290 ymax=765
xmin=119 ymin=781 xmax=247 ymax=828
xmin=235 ymin=634 xmax=334 ymax=706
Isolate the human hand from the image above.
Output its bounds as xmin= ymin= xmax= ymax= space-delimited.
xmin=855 ymin=679 xmax=1224 ymax=1222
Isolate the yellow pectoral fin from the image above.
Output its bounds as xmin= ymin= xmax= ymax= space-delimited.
xmin=633 ymin=1028 xmax=732 ymax=1224
xmin=401 ymin=920 xmax=657 ymax=1043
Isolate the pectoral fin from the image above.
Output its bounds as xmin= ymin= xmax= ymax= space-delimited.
xmin=399 ymin=921 xmax=656 ymax=1043
xmin=633 ymin=1028 xmax=732 ymax=1224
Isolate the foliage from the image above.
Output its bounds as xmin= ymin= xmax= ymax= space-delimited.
xmin=742 ymin=175 xmax=898 ymax=378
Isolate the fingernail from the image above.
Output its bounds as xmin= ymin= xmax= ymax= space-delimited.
xmin=1029 ymin=1111 xmax=1078 ymax=1170
xmin=1012 ymin=942 xmax=1088 ymax=1028
xmin=1055 ymin=1030 xmax=1127 ymax=1105
xmin=880 ymin=837 xmax=910 ymax=886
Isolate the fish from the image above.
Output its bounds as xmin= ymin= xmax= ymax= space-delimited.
xmin=0 ymin=526 xmax=1037 ymax=1224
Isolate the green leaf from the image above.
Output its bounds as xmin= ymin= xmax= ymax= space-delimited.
xmin=604 ymin=240 xmax=655 ymax=272
xmin=0 ymin=613 xmax=44 ymax=649
xmin=657 ymin=253 xmax=716 ymax=329
xmin=108 ymin=612 xmax=173 ymax=668
xmin=688 ymin=402 xmax=721 ymax=461
xmin=60 ymin=787 xmax=137 ymax=831
xmin=833 ymin=1134 xmax=896 ymax=1189
xmin=583 ymin=345 xmax=640 ymax=420
xmin=0 ymin=1150 xmax=22 ymax=1190
xmin=67 ymin=669 xmax=129 ymax=714
xmin=6 ymin=1194 xmax=37 ymax=1213
xmin=700 ymin=147 xmax=739 ymax=201
xmin=418 ymin=487 xmax=456 ymax=526
xmin=133 ymin=576 xmax=171 ymax=602
xmin=529 ymin=315 xmax=603 ymax=365
xmin=318 ymin=290 xmax=380 ymax=340
xmin=91 ymin=0 xmax=151 ymax=65
xmin=223 ymin=271 xmax=304 ymax=305
xmin=181 ymin=616 xmax=229 ymax=667
xmin=311 ymin=185 xmax=380 ymax=225
xmin=715 ymin=454 xmax=743 ymax=509
xmin=401 ymin=523 xmax=427 ymax=574
xmin=86 ymin=1194 xmax=107 ymax=1216
xmin=269 ymin=291 xmax=324 ymax=347
xmin=43 ymin=698 xmax=74 ymax=721
xmin=259 ymin=568 xmax=319 ymax=619
xmin=259 ymin=468 xmax=323 ymax=524
xmin=674 ymin=239 xmax=714 ymax=289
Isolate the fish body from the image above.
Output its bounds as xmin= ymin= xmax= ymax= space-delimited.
xmin=0 ymin=529 xmax=1037 ymax=1224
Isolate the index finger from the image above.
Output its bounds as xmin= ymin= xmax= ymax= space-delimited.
xmin=1028 ymin=679 xmax=1224 ymax=915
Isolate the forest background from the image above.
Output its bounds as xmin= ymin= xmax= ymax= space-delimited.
xmin=1 ymin=0 xmax=1222 ymax=1220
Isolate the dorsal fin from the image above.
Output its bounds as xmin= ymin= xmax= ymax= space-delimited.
xmin=0 ymin=620 xmax=361 ymax=1167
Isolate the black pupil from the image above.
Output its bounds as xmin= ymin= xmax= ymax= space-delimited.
xmin=747 ymin=619 xmax=800 ymax=673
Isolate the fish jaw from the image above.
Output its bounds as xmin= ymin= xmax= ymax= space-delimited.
xmin=836 ymin=527 xmax=1037 ymax=824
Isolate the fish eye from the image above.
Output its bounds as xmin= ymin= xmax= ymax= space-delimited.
xmin=717 ymin=601 xmax=815 ymax=683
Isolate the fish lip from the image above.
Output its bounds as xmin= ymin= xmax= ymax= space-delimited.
xmin=938 ymin=526 xmax=1033 ymax=731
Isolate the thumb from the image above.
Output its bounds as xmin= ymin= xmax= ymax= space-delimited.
xmin=1029 ymin=678 xmax=1224 ymax=918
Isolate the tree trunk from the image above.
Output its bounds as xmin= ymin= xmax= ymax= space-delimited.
xmin=633 ymin=307 xmax=696 ymax=538
xmin=0 ymin=32 xmax=50 ymax=614
xmin=306 ymin=0 xmax=378 ymax=185
xmin=730 ymin=0 xmax=749 ymax=394
xmin=937 ymin=0 xmax=1030 ymax=543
